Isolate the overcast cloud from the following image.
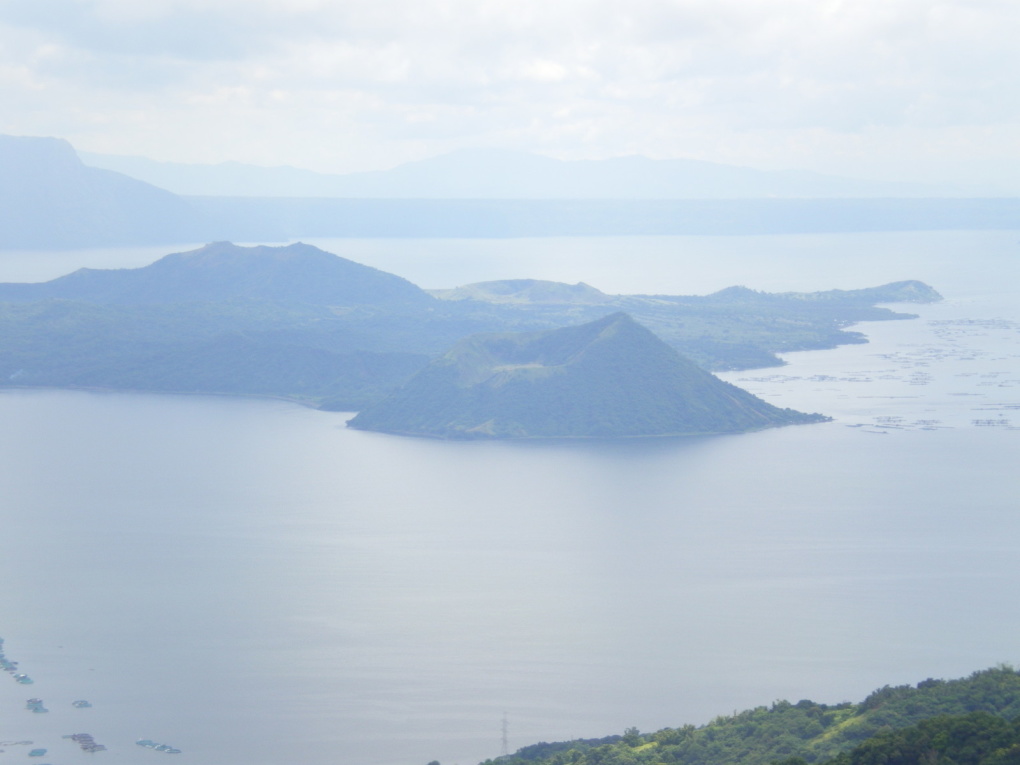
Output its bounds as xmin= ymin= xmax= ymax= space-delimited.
xmin=1 ymin=0 xmax=1018 ymax=185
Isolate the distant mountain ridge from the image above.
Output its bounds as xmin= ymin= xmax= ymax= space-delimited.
xmin=78 ymin=146 xmax=978 ymax=199
xmin=348 ymin=312 xmax=826 ymax=439
xmin=4 ymin=135 xmax=1018 ymax=250
xmin=0 ymin=135 xmax=209 ymax=248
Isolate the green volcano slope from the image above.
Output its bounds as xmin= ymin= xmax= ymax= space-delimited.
xmin=348 ymin=312 xmax=826 ymax=438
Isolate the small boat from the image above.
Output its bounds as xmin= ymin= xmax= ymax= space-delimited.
xmin=69 ymin=733 xmax=106 ymax=752
xmin=72 ymin=699 xmax=93 ymax=708
xmin=137 ymin=739 xmax=182 ymax=753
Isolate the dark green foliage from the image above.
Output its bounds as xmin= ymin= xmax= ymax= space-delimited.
xmin=479 ymin=668 xmax=1020 ymax=765
xmin=499 ymin=736 xmax=624 ymax=764
xmin=831 ymin=712 xmax=1020 ymax=765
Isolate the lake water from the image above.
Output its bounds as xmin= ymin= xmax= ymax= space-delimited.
xmin=0 ymin=231 xmax=1018 ymax=765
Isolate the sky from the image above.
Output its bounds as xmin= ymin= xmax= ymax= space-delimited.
xmin=1 ymin=0 xmax=1018 ymax=186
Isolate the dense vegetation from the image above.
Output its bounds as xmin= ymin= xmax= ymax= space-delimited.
xmin=479 ymin=667 xmax=1020 ymax=765
xmin=825 ymin=711 xmax=1020 ymax=765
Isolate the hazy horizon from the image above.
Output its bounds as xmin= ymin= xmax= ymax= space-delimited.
xmin=2 ymin=1 xmax=1020 ymax=190
xmin=70 ymin=141 xmax=993 ymax=198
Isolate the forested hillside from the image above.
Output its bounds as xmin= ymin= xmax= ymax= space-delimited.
xmin=483 ymin=667 xmax=1020 ymax=765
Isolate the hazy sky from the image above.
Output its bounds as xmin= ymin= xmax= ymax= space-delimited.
xmin=1 ymin=0 xmax=1018 ymax=185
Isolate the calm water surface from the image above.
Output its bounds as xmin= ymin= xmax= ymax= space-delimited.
xmin=0 ymin=232 xmax=1018 ymax=765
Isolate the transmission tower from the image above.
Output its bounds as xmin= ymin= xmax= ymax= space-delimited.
xmin=501 ymin=712 xmax=509 ymax=757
